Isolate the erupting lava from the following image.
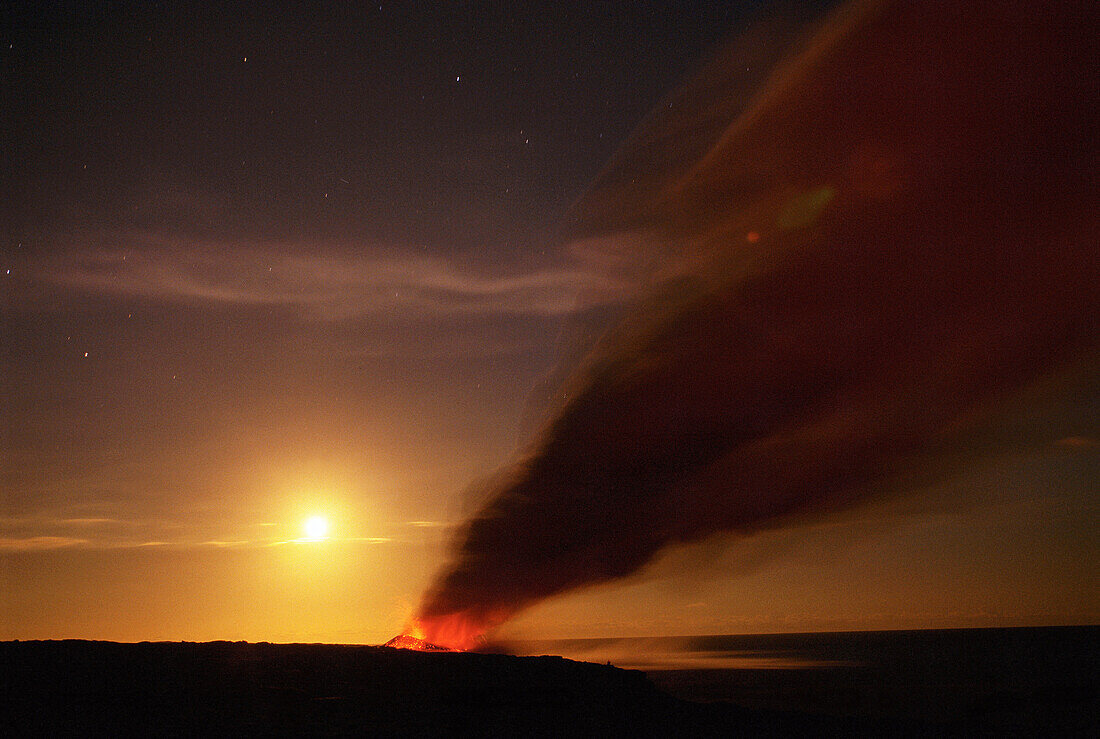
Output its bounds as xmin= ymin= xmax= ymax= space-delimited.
xmin=382 ymin=633 xmax=454 ymax=652
xmin=387 ymin=614 xmax=493 ymax=652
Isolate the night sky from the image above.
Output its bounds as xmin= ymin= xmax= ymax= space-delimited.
xmin=3 ymin=1 xmax=1096 ymax=644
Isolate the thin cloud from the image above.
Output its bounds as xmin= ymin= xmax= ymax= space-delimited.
xmin=267 ymin=536 xmax=393 ymax=546
xmin=1054 ymin=436 xmax=1099 ymax=450
xmin=29 ymin=230 xmax=631 ymax=320
xmin=0 ymin=536 xmax=89 ymax=551
xmin=0 ymin=515 xmax=137 ymax=532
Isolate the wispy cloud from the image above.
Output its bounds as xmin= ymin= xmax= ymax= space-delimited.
xmin=0 ymin=515 xmax=131 ymax=533
xmin=0 ymin=511 xmax=397 ymax=551
xmin=1054 ymin=436 xmax=1099 ymax=450
xmin=267 ymin=536 xmax=392 ymax=546
xmin=29 ymin=230 xmax=631 ymax=320
xmin=0 ymin=536 xmax=88 ymax=551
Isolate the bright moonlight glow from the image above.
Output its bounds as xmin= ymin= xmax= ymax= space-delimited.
xmin=303 ymin=515 xmax=330 ymax=540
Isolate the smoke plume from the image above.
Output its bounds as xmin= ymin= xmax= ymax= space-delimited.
xmin=413 ymin=0 xmax=1098 ymax=649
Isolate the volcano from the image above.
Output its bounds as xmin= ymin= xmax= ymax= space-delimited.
xmin=383 ymin=634 xmax=456 ymax=652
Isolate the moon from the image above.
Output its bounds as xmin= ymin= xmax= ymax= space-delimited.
xmin=303 ymin=515 xmax=330 ymax=540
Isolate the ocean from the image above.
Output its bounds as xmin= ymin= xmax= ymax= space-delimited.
xmin=495 ymin=626 xmax=1099 ymax=725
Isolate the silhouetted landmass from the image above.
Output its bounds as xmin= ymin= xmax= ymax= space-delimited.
xmin=0 ymin=640 xmax=932 ymax=736
xmin=4 ymin=637 xmax=1095 ymax=734
xmin=639 ymin=626 xmax=1100 ymax=732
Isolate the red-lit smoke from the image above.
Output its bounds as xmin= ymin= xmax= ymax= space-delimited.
xmin=414 ymin=0 xmax=1098 ymax=650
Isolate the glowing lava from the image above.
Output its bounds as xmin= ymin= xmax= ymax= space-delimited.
xmin=382 ymin=633 xmax=455 ymax=652
xmin=386 ymin=614 xmax=494 ymax=652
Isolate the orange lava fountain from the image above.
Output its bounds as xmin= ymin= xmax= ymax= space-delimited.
xmin=382 ymin=633 xmax=454 ymax=652
xmin=388 ymin=610 xmax=508 ymax=652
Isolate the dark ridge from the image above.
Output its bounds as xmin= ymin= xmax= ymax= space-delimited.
xmin=0 ymin=640 xmax=926 ymax=736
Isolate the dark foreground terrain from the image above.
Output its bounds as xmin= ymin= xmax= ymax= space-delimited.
xmin=503 ymin=626 xmax=1100 ymax=734
xmin=0 ymin=639 xmax=1089 ymax=736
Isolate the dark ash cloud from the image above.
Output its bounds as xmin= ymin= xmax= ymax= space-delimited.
xmin=413 ymin=0 xmax=1099 ymax=648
